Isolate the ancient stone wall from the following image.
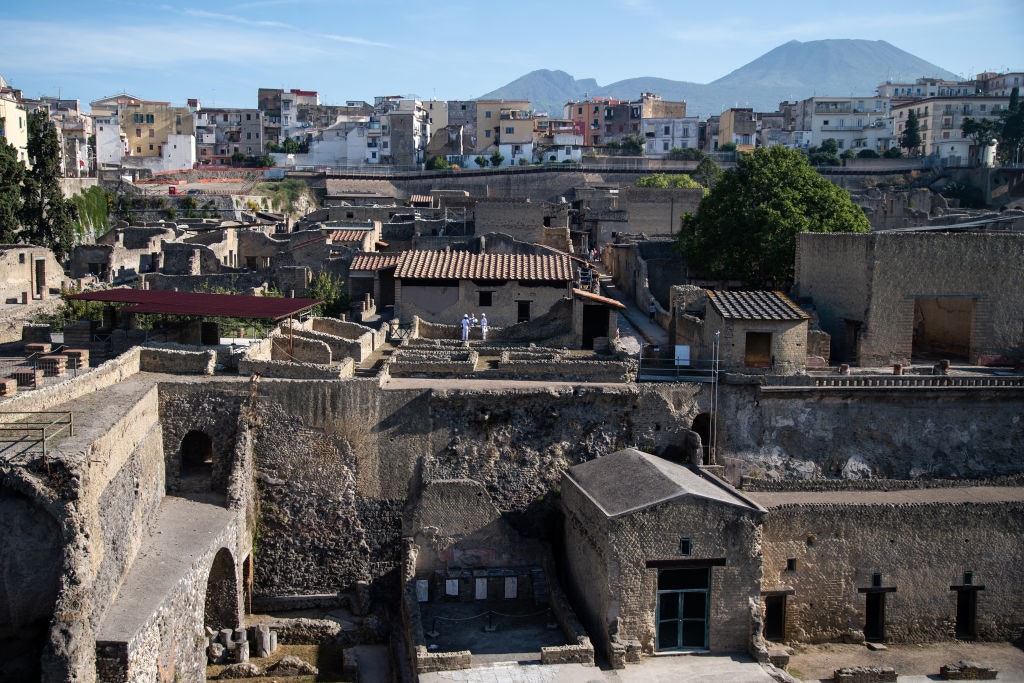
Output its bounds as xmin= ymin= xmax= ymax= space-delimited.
xmin=139 ymin=347 xmax=216 ymax=374
xmin=759 ymin=499 xmax=1024 ymax=643
xmin=621 ymin=186 xmax=703 ymax=236
xmin=609 ymin=498 xmax=763 ymax=654
xmin=561 ymin=476 xmax=612 ymax=658
xmin=795 ymin=232 xmax=1024 ymax=366
xmin=720 ymin=383 xmax=1024 ymax=480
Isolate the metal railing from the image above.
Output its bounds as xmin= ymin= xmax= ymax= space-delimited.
xmin=0 ymin=411 xmax=74 ymax=460
xmin=636 ymin=354 xmax=718 ymax=383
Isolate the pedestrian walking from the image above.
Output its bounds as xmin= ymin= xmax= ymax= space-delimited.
xmin=480 ymin=314 xmax=488 ymax=341
xmin=460 ymin=313 xmax=471 ymax=341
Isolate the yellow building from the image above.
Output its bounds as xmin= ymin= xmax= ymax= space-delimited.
xmin=474 ymin=99 xmax=532 ymax=153
xmin=117 ymin=99 xmax=195 ymax=158
xmin=0 ymin=76 xmax=29 ymax=167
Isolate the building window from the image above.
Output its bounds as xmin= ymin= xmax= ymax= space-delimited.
xmin=146 ymin=114 xmax=154 ymax=123
xmin=246 ymin=132 xmax=251 ymax=139
xmin=135 ymin=128 xmax=142 ymax=137
xmin=136 ymin=146 xmax=141 ymax=153
xmin=382 ymin=141 xmax=388 ymax=148
xmin=246 ymin=113 xmax=251 ymax=120
xmin=149 ymin=144 xmax=154 ymax=151
xmin=149 ymin=129 xmax=154 ymax=137
xmin=663 ymin=142 xmax=669 ymax=151
xmin=664 ymin=125 xmax=670 ymax=135
xmin=485 ymin=110 xmax=491 ymax=118
xmin=484 ymin=130 xmax=491 ymax=138
xmin=505 ymin=127 xmax=514 ymax=134
xmin=678 ymin=538 xmax=691 ymax=556
xmin=577 ymin=107 xmax=583 ymax=115
xmin=872 ymin=573 xmax=883 ymax=588
xmin=786 ymin=558 xmax=796 ymax=571
xmin=479 ymin=291 xmax=493 ymax=307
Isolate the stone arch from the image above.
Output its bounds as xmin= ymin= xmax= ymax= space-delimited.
xmin=0 ymin=488 xmax=62 ymax=682
xmin=180 ymin=429 xmax=214 ymax=479
xmin=204 ymin=548 xmax=239 ymax=632
xmin=691 ymin=413 xmax=715 ymax=465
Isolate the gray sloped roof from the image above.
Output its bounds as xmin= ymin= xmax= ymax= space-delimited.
xmin=566 ymin=448 xmax=765 ymax=518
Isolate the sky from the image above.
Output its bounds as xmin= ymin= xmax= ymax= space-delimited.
xmin=1 ymin=0 xmax=1022 ymax=110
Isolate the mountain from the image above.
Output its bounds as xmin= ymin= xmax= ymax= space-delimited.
xmin=478 ymin=39 xmax=960 ymax=118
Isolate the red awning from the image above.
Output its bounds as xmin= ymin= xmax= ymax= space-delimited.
xmin=67 ymin=290 xmax=321 ymax=321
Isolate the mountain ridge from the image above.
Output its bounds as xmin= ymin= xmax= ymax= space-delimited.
xmin=478 ymin=39 xmax=960 ymax=118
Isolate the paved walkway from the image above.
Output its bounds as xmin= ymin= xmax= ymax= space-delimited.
xmin=419 ymin=653 xmax=778 ymax=682
xmin=96 ymin=495 xmax=235 ymax=643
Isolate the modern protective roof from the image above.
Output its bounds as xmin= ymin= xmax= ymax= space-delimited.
xmin=350 ymin=253 xmax=401 ymax=271
xmin=707 ymin=290 xmax=808 ymax=321
xmin=67 ymin=290 xmax=321 ymax=321
xmin=566 ymin=448 xmax=765 ymax=518
xmin=396 ymin=250 xmax=573 ymax=282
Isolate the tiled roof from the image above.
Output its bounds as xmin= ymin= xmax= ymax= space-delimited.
xmin=707 ymin=290 xmax=808 ymax=321
xmin=396 ymin=251 xmax=573 ymax=282
xmin=350 ymin=253 xmax=401 ymax=271
xmin=329 ymin=229 xmax=370 ymax=243
xmin=567 ymin=449 xmax=765 ymax=518
xmin=572 ymin=288 xmax=625 ymax=309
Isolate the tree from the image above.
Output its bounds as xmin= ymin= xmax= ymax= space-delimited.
xmin=718 ymin=142 xmax=737 ymax=152
xmin=677 ymin=146 xmax=870 ymax=287
xmin=857 ymin=149 xmax=881 ymax=159
xmin=635 ymin=173 xmax=704 ymax=191
xmin=997 ymin=86 xmax=1023 ymax=164
xmin=426 ymin=156 xmax=450 ymax=170
xmin=883 ymin=147 xmax=903 ymax=159
xmin=474 ymin=155 xmax=489 ymax=168
xmin=306 ymin=271 xmax=349 ymax=318
xmin=231 ymin=151 xmax=246 ymax=165
xmin=692 ymin=157 xmax=721 ymax=188
xmin=0 ymin=126 xmax=25 ymax=243
xmin=961 ymin=117 xmax=1000 ymax=151
xmin=667 ymin=147 xmax=706 ymax=161
xmin=22 ymin=110 xmax=77 ymax=260
xmin=620 ymin=134 xmax=646 ymax=156
xmin=899 ymin=110 xmax=922 ymax=156
xmin=489 ymin=151 xmax=504 ymax=167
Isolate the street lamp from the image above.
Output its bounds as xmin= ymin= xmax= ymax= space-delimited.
xmin=711 ymin=330 xmax=720 ymax=465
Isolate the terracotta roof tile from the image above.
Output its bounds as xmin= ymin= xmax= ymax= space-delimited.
xmin=350 ymin=253 xmax=401 ymax=271
xmin=396 ymin=251 xmax=572 ymax=282
xmin=329 ymin=229 xmax=370 ymax=243
xmin=707 ymin=290 xmax=808 ymax=321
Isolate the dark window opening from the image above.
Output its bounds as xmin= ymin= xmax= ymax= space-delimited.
xmin=678 ymin=538 xmax=691 ymax=556
xmin=786 ymin=558 xmax=796 ymax=572
xmin=872 ymin=572 xmax=883 ymax=588
xmin=479 ymin=291 xmax=493 ymax=307
xmin=517 ymin=300 xmax=531 ymax=323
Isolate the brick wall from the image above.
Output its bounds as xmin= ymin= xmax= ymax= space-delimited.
xmin=760 ymin=499 xmax=1024 ymax=643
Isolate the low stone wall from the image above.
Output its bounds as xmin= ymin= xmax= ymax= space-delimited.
xmin=834 ymin=666 xmax=897 ymax=683
xmin=139 ymin=346 xmax=216 ymax=374
xmin=309 ymin=318 xmax=379 ymax=361
xmin=139 ymin=272 xmax=268 ymax=293
xmin=291 ymin=329 xmax=364 ymax=364
xmin=386 ymin=349 xmax=478 ymax=376
xmin=269 ymin=333 xmax=331 ymax=365
xmin=490 ymin=358 xmax=632 ymax=382
xmin=940 ymin=661 xmax=998 ymax=680
xmin=0 ymin=347 xmax=142 ymax=414
xmin=415 ymin=646 xmax=472 ymax=674
xmin=237 ymin=358 xmax=352 ymax=380
xmin=741 ymin=475 xmax=1024 ymax=492
xmin=540 ymin=555 xmax=594 ymax=666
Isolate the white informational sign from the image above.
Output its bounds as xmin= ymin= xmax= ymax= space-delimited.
xmin=416 ymin=579 xmax=429 ymax=602
xmin=674 ymin=345 xmax=691 ymax=366
xmin=504 ymin=576 xmax=518 ymax=599
xmin=475 ymin=578 xmax=488 ymax=600
xmin=445 ymin=579 xmax=459 ymax=596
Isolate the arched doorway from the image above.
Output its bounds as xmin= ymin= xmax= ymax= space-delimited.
xmin=205 ymin=548 xmax=239 ymax=632
xmin=179 ymin=430 xmax=213 ymax=479
xmin=691 ymin=413 xmax=714 ymax=465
